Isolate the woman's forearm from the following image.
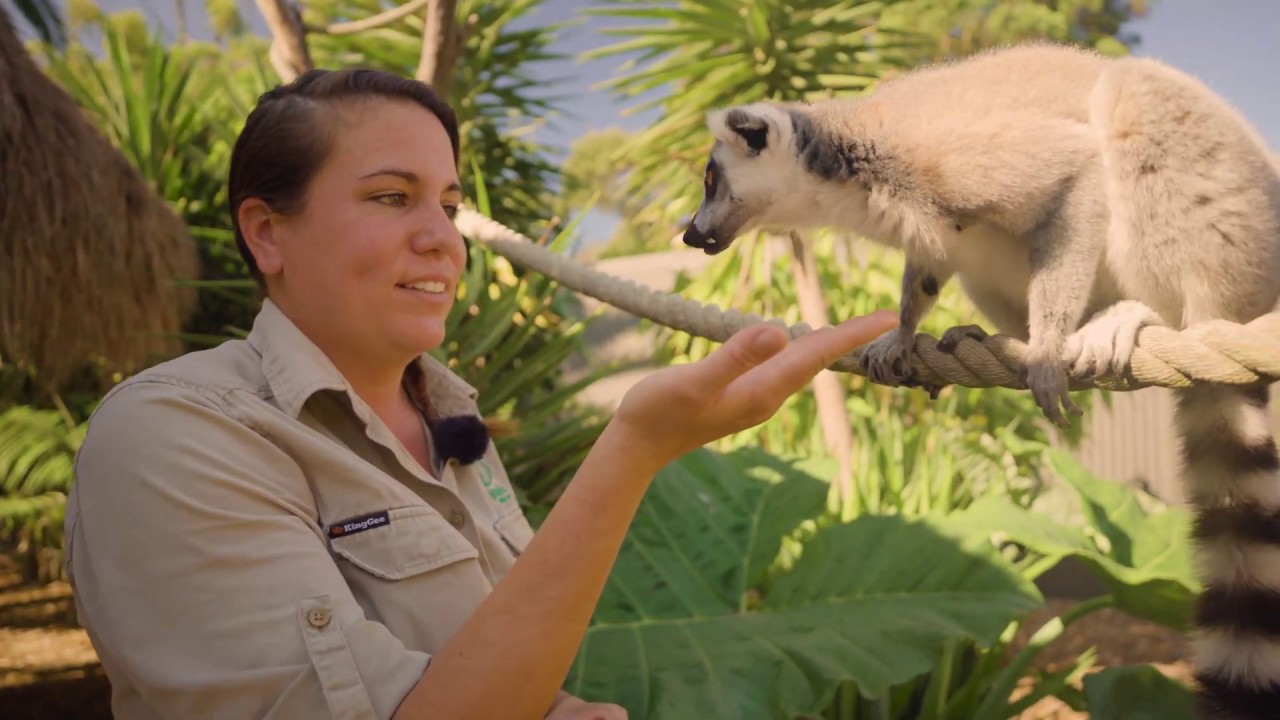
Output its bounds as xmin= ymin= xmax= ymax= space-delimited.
xmin=394 ymin=419 xmax=665 ymax=719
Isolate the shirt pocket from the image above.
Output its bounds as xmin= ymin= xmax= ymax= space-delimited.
xmin=493 ymin=507 xmax=535 ymax=557
xmin=328 ymin=505 xmax=478 ymax=580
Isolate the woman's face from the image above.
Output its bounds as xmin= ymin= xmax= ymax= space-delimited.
xmin=251 ymin=97 xmax=466 ymax=367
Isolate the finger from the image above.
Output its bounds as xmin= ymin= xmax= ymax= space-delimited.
xmin=681 ymin=322 xmax=791 ymax=392
xmin=782 ymin=310 xmax=898 ymax=374
xmin=732 ymin=310 xmax=898 ymax=398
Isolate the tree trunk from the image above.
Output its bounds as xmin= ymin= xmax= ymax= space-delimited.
xmin=787 ymin=232 xmax=855 ymax=504
xmin=253 ymin=0 xmax=312 ymax=82
xmin=416 ymin=0 xmax=459 ymax=96
xmin=0 ymin=7 xmax=199 ymax=394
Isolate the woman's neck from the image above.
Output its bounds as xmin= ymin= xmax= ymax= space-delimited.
xmin=272 ymin=295 xmax=417 ymax=425
xmin=325 ymin=345 xmax=416 ymax=424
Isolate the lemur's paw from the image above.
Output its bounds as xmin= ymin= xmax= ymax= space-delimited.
xmin=1021 ymin=347 xmax=1081 ymax=430
xmin=1062 ymin=301 xmax=1163 ymax=380
xmin=860 ymin=329 xmax=915 ymax=387
xmin=902 ymin=378 xmax=946 ymax=400
xmin=936 ymin=324 xmax=989 ymax=353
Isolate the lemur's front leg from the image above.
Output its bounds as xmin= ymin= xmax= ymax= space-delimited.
xmin=860 ymin=259 xmax=951 ymax=396
xmin=1023 ymin=172 xmax=1107 ymax=429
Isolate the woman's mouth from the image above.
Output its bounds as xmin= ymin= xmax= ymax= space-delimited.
xmin=397 ymin=280 xmax=448 ymax=295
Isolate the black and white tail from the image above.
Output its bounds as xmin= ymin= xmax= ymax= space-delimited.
xmin=1180 ymin=382 xmax=1280 ymax=719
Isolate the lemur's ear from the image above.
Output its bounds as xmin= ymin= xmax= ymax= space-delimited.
xmin=725 ymin=108 xmax=769 ymax=154
xmin=709 ymin=105 xmax=776 ymax=156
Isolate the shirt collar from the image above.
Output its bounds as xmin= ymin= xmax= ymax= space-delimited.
xmin=246 ymin=298 xmax=479 ymax=421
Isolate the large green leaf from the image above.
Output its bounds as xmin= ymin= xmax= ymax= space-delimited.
xmin=947 ymin=449 xmax=1199 ymax=630
xmin=565 ymin=447 xmax=1042 ymax=719
xmin=1082 ymin=665 xmax=1197 ymax=720
xmin=1048 ymin=450 xmax=1198 ymax=628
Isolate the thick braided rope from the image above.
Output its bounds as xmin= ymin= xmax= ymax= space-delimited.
xmin=454 ymin=207 xmax=1280 ymax=392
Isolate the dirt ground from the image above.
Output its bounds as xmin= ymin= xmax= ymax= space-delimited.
xmin=0 ymin=558 xmax=1192 ymax=719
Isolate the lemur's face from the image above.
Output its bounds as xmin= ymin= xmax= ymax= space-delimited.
xmin=683 ymin=104 xmax=802 ymax=255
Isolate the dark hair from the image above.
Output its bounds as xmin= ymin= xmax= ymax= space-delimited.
xmin=227 ymin=68 xmax=461 ymax=288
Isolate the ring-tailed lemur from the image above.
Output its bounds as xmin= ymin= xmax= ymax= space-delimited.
xmin=682 ymin=42 xmax=1280 ymax=719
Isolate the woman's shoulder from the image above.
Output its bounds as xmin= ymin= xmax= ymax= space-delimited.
xmin=77 ymin=338 xmax=280 ymax=463
xmin=72 ymin=337 xmax=308 ymax=500
xmin=100 ymin=338 xmax=271 ymax=413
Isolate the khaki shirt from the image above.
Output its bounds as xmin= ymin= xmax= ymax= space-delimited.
xmin=65 ymin=298 xmax=537 ymax=719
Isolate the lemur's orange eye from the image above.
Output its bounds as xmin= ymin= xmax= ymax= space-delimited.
xmin=704 ymin=167 xmax=715 ymax=187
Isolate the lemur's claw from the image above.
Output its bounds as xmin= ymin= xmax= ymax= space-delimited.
xmin=902 ymin=379 xmax=945 ymax=400
xmin=1021 ymin=350 xmax=1080 ymax=430
xmin=862 ymin=329 xmax=915 ymax=387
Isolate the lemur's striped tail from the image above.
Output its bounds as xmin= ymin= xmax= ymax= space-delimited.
xmin=1181 ymin=381 xmax=1280 ymax=719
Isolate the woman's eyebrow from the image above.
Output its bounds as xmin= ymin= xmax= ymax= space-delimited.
xmin=359 ymin=168 xmax=418 ymax=182
xmin=358 ymin=170 xmax=462 ymax=195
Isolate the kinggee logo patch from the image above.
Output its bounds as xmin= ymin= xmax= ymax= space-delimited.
xmin=328 ymin=510 xmax=390 ymax=539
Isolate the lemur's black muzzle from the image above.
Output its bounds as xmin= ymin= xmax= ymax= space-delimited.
xmin=682 ymin=223 xmax=730 ymax=255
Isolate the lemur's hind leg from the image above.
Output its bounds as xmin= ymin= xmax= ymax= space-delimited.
xmin=860 ymin=259 xmax=951 ymax=396
xmin=1022 ymin=166 xmax=1109 ymax=429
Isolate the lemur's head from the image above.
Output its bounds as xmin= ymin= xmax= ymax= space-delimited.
xmin=683 ymin=102 xmax=811 ymax=255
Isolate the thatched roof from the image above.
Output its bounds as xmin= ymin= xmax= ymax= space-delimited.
xmin=0 ymin=9 xmax=200 ymax=393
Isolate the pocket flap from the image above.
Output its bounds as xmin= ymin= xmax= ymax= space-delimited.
xmin=494 ymin=509 xmax=535 ymax=556
xmin=329 ymin=506 xmax=478 ymax=580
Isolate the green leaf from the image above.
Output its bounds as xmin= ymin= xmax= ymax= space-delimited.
xmin=1082 ymin=665 xmax=1198 ymax=720
xmin=946 ymin=450 xmax=1199 ymax=630
xmin=567 ymin=447 xmax=1041 ymax=719
xmin=945 ymin=494 xmax=1096 ymax=561
xmin=1047 ymin=449 xmax=1199 ymax=629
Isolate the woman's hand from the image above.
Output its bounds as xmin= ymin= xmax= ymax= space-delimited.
xmin=612 ymin=312 xmax=899 ymax=468
xmin=545 ymin=691 xmax=628 ymax=719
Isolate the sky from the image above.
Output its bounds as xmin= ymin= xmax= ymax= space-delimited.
xmin=26 ymin=0 xmax=1280 ymax=244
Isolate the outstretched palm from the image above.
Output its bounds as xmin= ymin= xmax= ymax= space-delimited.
xmin=614 ymin=312 xmax=899 ymax=464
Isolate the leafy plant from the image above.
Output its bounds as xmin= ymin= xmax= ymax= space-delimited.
xmin=1082 ymin=664 xmax=1197 ymax=720
xmin=872 ymin=0 xmax=1150 ymax=65
xmin=563 ymin=442 xmax=1198 ymax=719
xmin=952 ymin=449 xmax=1199 ymax=630
xmin=303 ymin=0 xmax=568 ymax=237
xmin=0 ymin=406 xmax=86 ymax=581
xmin=565 ymin=445 xmax=1044 ymax=719
xmin=917 ymin=448 xmax=1198 ymax=719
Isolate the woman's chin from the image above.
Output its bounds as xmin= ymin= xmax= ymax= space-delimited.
xmin=392 ymin=318 xmax=448 ymax=356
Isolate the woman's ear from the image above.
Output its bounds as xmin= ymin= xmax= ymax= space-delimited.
xmin=238 ymin=198 xmax=284 ymax=276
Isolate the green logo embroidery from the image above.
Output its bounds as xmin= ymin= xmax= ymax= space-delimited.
xmin=475 ymin=461 xmax=511 ymax=503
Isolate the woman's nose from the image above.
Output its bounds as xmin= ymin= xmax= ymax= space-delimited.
xmin=410 ymin=207 xmax=464 ymax=255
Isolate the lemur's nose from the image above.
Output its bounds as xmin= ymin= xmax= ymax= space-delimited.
xmin=682 ymin=222 xmax=710 ymax=250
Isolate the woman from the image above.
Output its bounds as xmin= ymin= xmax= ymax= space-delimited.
xmin=64 ymin=68 xmax=897 ymax=720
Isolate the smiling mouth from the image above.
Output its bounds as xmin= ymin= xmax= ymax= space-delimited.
xmin=397 ymin=280 xmax=449 ymax=295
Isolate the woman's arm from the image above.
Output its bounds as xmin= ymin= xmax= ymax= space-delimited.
xmin=394 ymin=313 xmax=897 ymax=720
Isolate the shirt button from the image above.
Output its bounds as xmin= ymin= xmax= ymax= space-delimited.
xmin=307 ymin=607 xmax=331 ymax=629
xmin=450 ymin=510 xmax=465 ymax=528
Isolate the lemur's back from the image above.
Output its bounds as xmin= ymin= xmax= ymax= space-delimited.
xmin=811 ymin=43 xmax=1108 ymax=140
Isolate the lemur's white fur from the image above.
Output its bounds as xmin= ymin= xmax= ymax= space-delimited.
xmin=685 ymin=42 xmax=1280 ymax=719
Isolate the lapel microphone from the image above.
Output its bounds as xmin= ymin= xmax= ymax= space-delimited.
xmin=430 ymin=414 xmax=490 ymax=466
